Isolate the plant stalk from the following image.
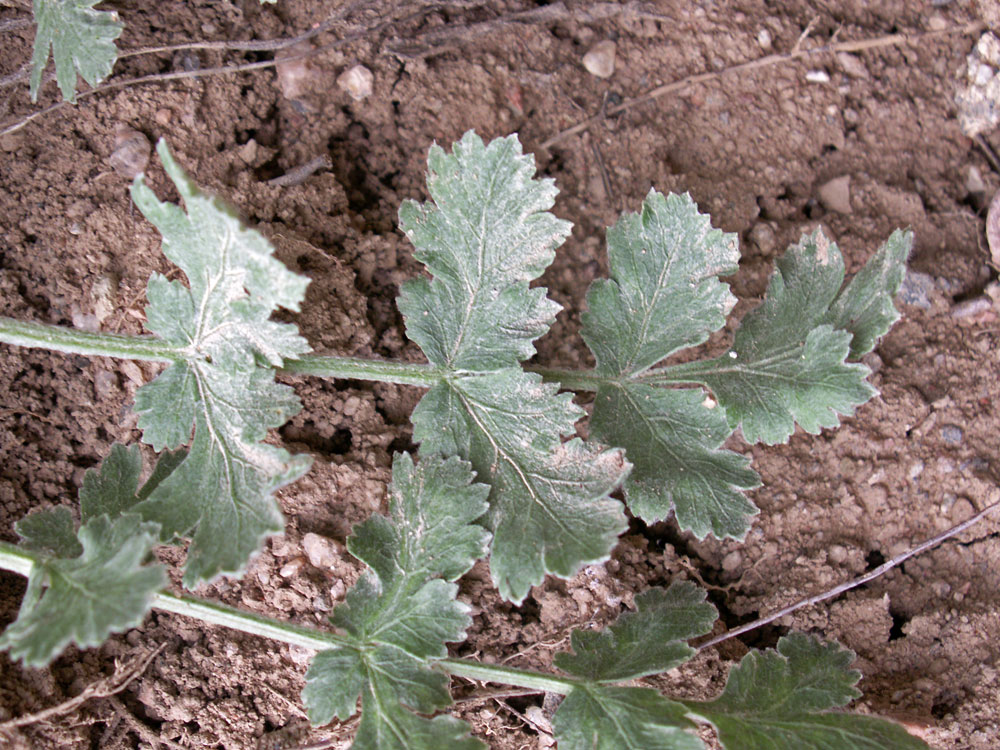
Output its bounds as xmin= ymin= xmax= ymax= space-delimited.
xmin=0 ymin=540 xmax=577 ymax=695
xmin=282 ymin=355 xmax=444 ymax=387
xmin=0 ymin=316 xmax=180 ymax=362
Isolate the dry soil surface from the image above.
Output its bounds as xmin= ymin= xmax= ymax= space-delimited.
xmin=1 ymin=1 xmax=1000 ymax=748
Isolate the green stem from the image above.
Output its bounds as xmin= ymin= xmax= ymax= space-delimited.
xmin=0 ymin=316 xmax=180 ymax=362
xmin=0 ymin=540 xmax=34 ymax=577
xmin=0 ymin=540 xmax=577 ymax=695
xmin=438 ymin=658 xmax=576 ymax=694
xmin=527 ymin=366 xmax=609 ymax=391
xmin=282 ymin=355 xmax=444 ymax=387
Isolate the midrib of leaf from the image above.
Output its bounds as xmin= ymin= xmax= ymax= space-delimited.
xmin=446 ymin=160 xmax=507 ymax=368
xmin=449 ymin=379 xmax=571 ymax=535
xmin=638 ymin=340 xmax=842 ymax=384
xmin=620 ymin=224 xmax=682 ymax=379
xmin=192 ymin=228 xmax=233 ymax=351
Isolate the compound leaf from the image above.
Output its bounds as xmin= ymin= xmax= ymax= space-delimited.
xmin=30 ymin=0 xmax=123 ymax=102
xmin=399 ymin=132 xmax=629 ymax=604
xmin=397 ymin=131 xmax=569 ymax=371
xmin=580 ymin=191 xmax=759 ymax=538
xmin=555 ymin=582 xmax=716 ymax=682
xmin=129 ymin=140 xmax=312 ymax=587
xmin=412 ymin=371 xmax=628 ymax=604
xmin=0 ymin=513 xmax=164 ymax=667
xmin=302 ymin=453 xmax=489 ymax=748
xmin=685 ymin=633 xmax=930 ymax=750
xmin=657 ymin=230 xmax=905 ymax=445
xmin=553 ymin=687 xmax=704 ymax=750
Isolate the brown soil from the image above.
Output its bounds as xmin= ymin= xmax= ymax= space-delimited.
xmin=2 ymin=1 xmax=999 ymax=748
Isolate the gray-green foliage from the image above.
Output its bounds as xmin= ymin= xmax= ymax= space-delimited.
xmin=0 ymin=445 xmax=165 ymax=666
xmin=129 ymin=140 xmax=312 ymax=587
xmin=30 ymin=0 xmax=122 ymax=102
xmin=303 ymin=453 xmax=490 ymax=749
xmin=399 ymin=132 xmax=630 ymax=605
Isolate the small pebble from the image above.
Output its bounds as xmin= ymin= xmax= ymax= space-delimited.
xmin=950 ymin=498 xmax=975 ymax=523
xmin=582 ymin=40 xmax=616 ymax=78
xmin=279 ymin=556 xmax=306 ymax=578
xmin=748 ymin=222 xmax=776 ymax=254
xmin=817 ymin=175 xmax=852 ymax=214
xmin=805 ymin=70 xmax=831 ymax=83
xmin=940 ymin=424 xmax=964 ymax=444
xmin=721 ymin=550 xmax=742 ymax=571
xmin=108 ymin=126 xmax=150 ymax=179
xmin=275 ymin=42 xmax=316 ymax=100
xmin=828 ymin=544 xmax=848 ymax=564
xmin=302 ymin=532 xmax=343 ymax=570
xmin=338 ymin=64 xmax=374 ymax=101
xmin=757 ymin=28 xmax=772 ymax=49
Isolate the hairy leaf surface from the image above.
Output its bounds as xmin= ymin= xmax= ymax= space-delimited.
xmin=130 ymin=141 xmax=312 ymax=586
xmin=553 ymin=687 xmax=704 ymax=750
xmin=30 ymin=0 xmax=123 ymax=102
xmin=555 ymin=582 xmax=716 ymax=682
xmin=0 ymin=513 xmax=163 ymax=667
xmin=654 ymin=230 xmax=909 ymax=445
xmin=580 ymin=191 xmax=759 ymax=538
xmin=399 ymin=132 xmax=629 ymax=603
xmin=551 ymin=583 xmax=715 ymax=750
xmin=685 ymin=633 xmax=929 ymax=749
xmin=303 ymin=454 xmax=489 ymax=747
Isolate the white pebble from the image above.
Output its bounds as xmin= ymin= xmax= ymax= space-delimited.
xmin=805 ymin=70 xmax=830 ymax=83
xmin=757 ymin=29 xmax=772 ymax=49
xmin=582 ymin=40 xmax=616 ymax=79
xmin=338 ymin=64 xmax=374 ymax=101
xmin=302 ymin=532 xmax=343 ymax=570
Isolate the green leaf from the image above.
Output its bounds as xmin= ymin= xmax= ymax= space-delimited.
xmin=30 ymin=0 xmax=123 ymax=102
xmin=412 ymin=371 xmax=628 ymax=604
xmin=590 ymin=385 xmax=759 ymax=538
xmin=129 ymin=140 xmax=312 ymax=587
xmin=580 ymin=191 xmax=759 ymax=538
xmin=397 ymin=131 xmax=569 ymax=371
xmin=79 ymin=442 xmax=142 ymax=522
xmin=582 ymin=191 xmax=740 ymax=378
xmin=555 ymin=582 xmax=717 ymax=682
xmin=824 ymin=229 xmax=912 ymax=359
xmin=550 ymin=583 xmax=714 ymax=750
xmin=685 ymin=633 xmax=930 ymax=750
xmin=13 ymin=506 xmax=82 ymax=558
xmin=553 ymin=687 xmax=704 ymax=750
xmin=0 ymin=513 xmax=164 ymax=667
xmin=399 ymin=132 xmax=629 ymax=604
xmin=660 ymin=230 xmax=893 ymax=445
xmin=302 ymin=453 xmax=489 ymax=748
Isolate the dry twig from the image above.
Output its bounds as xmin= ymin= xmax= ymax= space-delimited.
xmin=0 ymin=644 xmax=164 ymax=734
xmin=696 ymin=493 xmax=1000 ymax=652
xmin=541 ymin=21 xmax=985 ymax=149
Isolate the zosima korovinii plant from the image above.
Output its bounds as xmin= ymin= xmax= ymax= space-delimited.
xmin=0 ymin=131 xmax=924 ymax=749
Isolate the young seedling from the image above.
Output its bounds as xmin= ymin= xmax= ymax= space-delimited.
xmin=0 ymin=132 xmax=922 ymax=748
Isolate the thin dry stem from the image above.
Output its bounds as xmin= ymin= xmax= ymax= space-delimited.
xmin=696 ymin=494 xmax=1000 ymax=652
xmin=0 ymin=645 xmax=164 ymax=734
xmin=541 ymin=21 xmax=984 ymax=149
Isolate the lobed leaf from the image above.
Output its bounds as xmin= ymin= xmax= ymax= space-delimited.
xmin=30 ymin=0 xmax=123 ymax=102
xmin=129 ymin=140 xmax=312 ymax=587
xmin=653 ymin=229 xmax=909 ymax=445
xmin=553 ymin=687 xmax=704 ymax=750
xmin=399 ymin=132 xmax=629 ymax=604
xmin=412 ymin=371 xmax=628 ymax=605
xmin=581 ymin=191 xmax=760 ymax=538
xmin=0 ymin=513 xmax=163 ymax=667
xmin=397 ymin=131 xmax=569 ymax=371
xmin=551 ymin=583 xmax=715 ymax=750
xmin=684 ymin=632 xmax=930 ymax=750
xmin=554 ymin=582 xmax=716 ymax=682
xmin=303 ymin=453 xmax=489 ymax=747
